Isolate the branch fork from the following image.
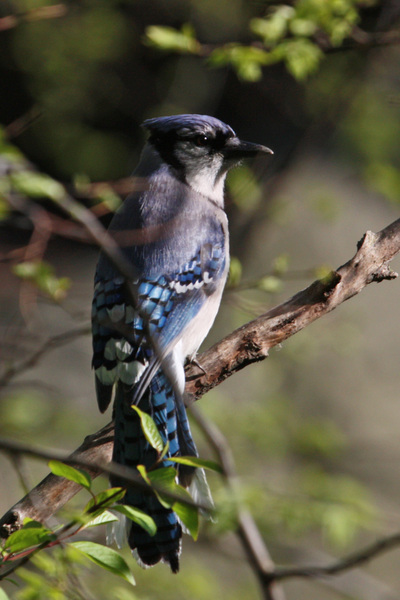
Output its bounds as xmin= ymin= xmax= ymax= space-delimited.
xmin=1 ymin=217 xmax=400 ymax=599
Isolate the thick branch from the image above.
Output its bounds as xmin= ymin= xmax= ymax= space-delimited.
xmin=1 ymin=218 xmax=399 ymax=542
xmin=0 ymin=425 xmax=113 ymax=537
xmin=185 ymin=220 xmax=400 ymax=399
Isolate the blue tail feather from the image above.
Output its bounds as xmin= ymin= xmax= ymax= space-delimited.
xmin=111 ymin=370 xmax=196 ymax=572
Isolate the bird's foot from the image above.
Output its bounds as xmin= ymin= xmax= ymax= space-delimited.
xmin=189 ymin=356 xmax=207 ymax=376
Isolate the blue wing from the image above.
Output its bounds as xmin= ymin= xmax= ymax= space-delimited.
xmin=92 ymin=241 xmax=226 ymax=411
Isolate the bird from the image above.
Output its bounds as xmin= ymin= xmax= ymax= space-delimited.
xmin=91 ymin=114 xmax=273 ymax=573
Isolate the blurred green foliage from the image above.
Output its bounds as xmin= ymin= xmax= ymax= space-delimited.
xmin=145 ymin=24 xmax=200 ymax=54
xmin=1 ymin=0 xmax=400 ymax=599
xmin=145 ymin=0 xmax=366 ymax=81
xmin=12 ymin=261 xmax=71 ymax=302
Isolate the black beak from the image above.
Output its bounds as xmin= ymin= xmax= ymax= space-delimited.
xmin=223 ymin=137 xmax=274 ymax=160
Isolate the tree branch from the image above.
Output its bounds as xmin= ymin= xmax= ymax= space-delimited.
xmin=0 ymin=326 xmax=90 ymax=388
xmin=185 ymin=220 xmax=400 ymax=400
xmin=1 ymin=217 xmax=399 ymax=578
xmin=190 ymin=405 xmax=286 ymax=600
xmin=0 ymin=425 xmax=209 ymax=539
xmin=270 ymin=531 xmax=400 ymax=582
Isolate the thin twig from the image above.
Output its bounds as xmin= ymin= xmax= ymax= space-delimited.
xmin=0 ymin=429 xmax=210 ymax=540
xmin=271 ymin=532 xmax=400 ymax=582
xmin=191 ymin=405 xmax=287 ymax=600
xmin=0 ymin=326 xmax=90 ymax=388
xmin=0 ymin=4 xmax=67 ymax=32
xmin=1 ymin=218 xmax=399 ymax=538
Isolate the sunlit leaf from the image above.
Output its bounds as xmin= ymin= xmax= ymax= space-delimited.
xmin=70 ymin=541 xmax=135 ymax=586
xmin=289 ymin=17 xmax=317 ymax=37
xmin=136 ymin=464 xmax=150 ymax=484
xmin=173 ymin=496 xmax=199 ymax=541
xmin=84 ymin=488 xmax=126 ymax=515
xmin=145 ymin=466 xmax=177 ymax=509
xmin=113 ymin=505 xmax=157 ymax=536
xmin=143 ymin=467 xmax=200 ymax=538
xmin=145 ymin=24 xmax=199 ymax=54
xmin=13 ymin=261 xmax=71 ymax=301
xmin=257 ymin=275 xmax=283 ymax=293
xmin=131 ymin=405 xmax=164 ymax=453
xmin=0 ymin=588 xmax=10 ymax=600
xmin=280 ymin=38 xmax=323 ymax=80
xmin=159 ymin=439 xmax=170 ymax=462
xmin=209 ymin=44 xmax=272 ymax=81
xmin=173 ymin=456 xmax=223 ymax=474
xmin=84 ymin=510 xmax=119 ymax=529
xmin=10 ymin=171 xmax=65 ymax=201
xmin=49 ymin=461 xmax=92 ymax=491
xmin=3 ymin=521 xmax=55 ymax=554
xmin=251 ymin=7 xmax=295 ymax=45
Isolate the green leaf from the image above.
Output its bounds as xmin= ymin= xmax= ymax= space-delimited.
xmin=10 ymin=171 xmax=65 ymax=201
xmin=173 ymin=456 xmax=223 ymax=474
xmin=131 ymin=405 xmax=164 ymax=453
xmin=95 ymin=185 xmax=122 ymax=212
xmin=144 ymin=24 xmax=199 ymax=54
xmin=145 ymin=466 xmax=177 ymax=509
xmin=12 ymin=261 xmax=71 ymax=301
xmin=144 ymin=468 xmax=200 ymax=539
xmin=84 ymin=488 xmax=126 ymax=515
xmin=250 ymin=7 xmax=295 ymax=45
xmin=173 ymin=494 xmax=199 ymax=541
xmin=0 ymin=588 xmax=11 ymax=600
xmin=84 ymin=510 xmax=119 ymax=529
xmin=70 ymin=541 xmax=135 ymax=586
xmin=48 ymin=460 xmax=92 ymax=491
xmin=289 ymin=17 xmax=317 ymax=37
xmin=145 ymin=466 xmax=177 ymax=487
xmin=137 ymin=464 xmax=150 ymax=484
xmin=280 ymin=38 xmax=323 ymax=81
xmin=209 ymin=44 xmax=272 ymax=81
xmin=257 ymin=275 xmax=283 ymax=294
xmin=3 ymin=521 xmax=55 ymax=554
xmin=272 ymin=253 xmax=290 ymax=275
xmin=113 ymin=505 xmax=157 ymax=537
xmin=142 ymin=465 xmax=189 ymax=508
xmin=158 ymin=440 xmax=170 ymax=463
xmin=227 ymin=256 xmax=242 ymax=287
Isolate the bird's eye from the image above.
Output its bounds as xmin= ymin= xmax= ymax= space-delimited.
xmin=193 ymin=134 xmax=209 ymax=147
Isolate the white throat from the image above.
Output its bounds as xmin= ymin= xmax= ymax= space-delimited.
xmin=184 ymin=167 xmax=227 ymax=206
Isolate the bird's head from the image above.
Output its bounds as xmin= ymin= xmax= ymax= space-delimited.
xmin=142 ymin=114 xmax=273 ymax=205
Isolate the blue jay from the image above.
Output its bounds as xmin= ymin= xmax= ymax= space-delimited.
xmin=92 ymin=114 xmax=272 ymax=573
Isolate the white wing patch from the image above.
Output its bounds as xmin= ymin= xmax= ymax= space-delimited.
xmin=107 ymin=304 xmax=126 ymax=323
xmin=104 ymin=338 xmax=134 ymax=361
xmin=96 ymin=359 xmax=148 ymax=387
xmin=169 ymin=271 xmax=212 ymax=294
